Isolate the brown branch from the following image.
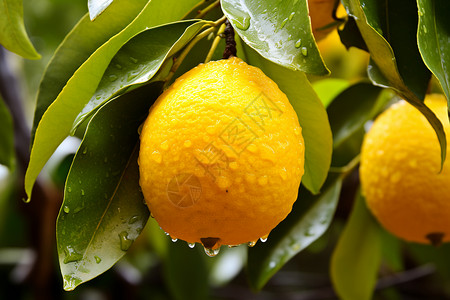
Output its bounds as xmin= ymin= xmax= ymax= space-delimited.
xmin=222 ymin=19 xmax=237 ymax=59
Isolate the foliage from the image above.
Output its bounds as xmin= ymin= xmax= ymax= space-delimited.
xmin=0 ymin=0 xmax=449 ymax=299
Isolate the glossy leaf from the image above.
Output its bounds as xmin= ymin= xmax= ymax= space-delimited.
xmin=342 ymin=0 xmax=446 ymax=169
xmin=312 ymin=78 xmax=350 ymax=108
xmin=331 ymin=191 xmax=381 ymax=300
xmin=32 ymin=0 xmax=149 ymax=140
xmin=222 ymin=0 xmax=329 ymax=75
xmin=0 ymin=97 xmax=14 ymax=169
xmin=238 ymin=40 xmax=332 ymax=194
xmin=88 ymin=0 xmax=114 ymax=20
xmin=0 ymin=0 xmax=40 ymax=59
xmin=247 ymin=175 xmax=342 ymax=290
xmin=417 ymin=0 xmax=450 ymax=108
xmin=26 ymin=0 xmax=200 ymax=201
xmin=57 ymin=83 xmax=162 ymax=291
xmin=327 ymin=82 xmax=386 ymax=167
xmin=72 ymin=20 xmax=207 ymax=131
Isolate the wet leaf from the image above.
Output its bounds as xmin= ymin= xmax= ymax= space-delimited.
xmin=331 ymin=191 xmax=381 ymax=300
xmin=32 ymin=0 xmax=149 ymax=141
xmin=222 ymin=0 xmax=329 ymax=75
xmin=57 ymin=83 xmax=162 ymax=290
xmin=26 ymin=0 xmax=201 ymax=201
xmin=0 ymin=0 xmax=40 ymax=59
xmin=341 ymin=0 xmax=446 ymax=169
xmin=247 ymin=175 xmax=342 ymax=290
xmin=238 ymin=40 xmax=332 ymax=194
xmin=0 ymin=97 xmax=14 ymax=169
xmin=72 ymin=20 xmax=207 ymax=131
xmin=417 ymin=0 xmax=450 ymax=108
xmin=88 ymin=0 xmax=114 ymax=20
xmin=312 ymin=78 xmax=350 ymax=108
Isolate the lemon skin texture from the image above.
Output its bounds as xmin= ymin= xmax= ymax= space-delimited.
xmin=360 ymin=94 xmax=450 ymax=244
xmin=138 ymin=57 xmax=305 ymax=248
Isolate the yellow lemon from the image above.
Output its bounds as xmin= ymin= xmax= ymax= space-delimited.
xmin=360 ymin=94 xmax=450 ymax=245
xmin=138 ymin=57 xmax=305 ymax=254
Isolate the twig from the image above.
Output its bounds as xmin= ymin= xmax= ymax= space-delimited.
xmin=195 ymin=0 xmax=220 ymax=19
xmin=222 ymin=19 xmax=237 ymax=59
xmin=204 ymin=23 xmax=226 ymax=63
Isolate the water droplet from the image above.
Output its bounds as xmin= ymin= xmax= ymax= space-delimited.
xmin=216 ymin=176 xmax=231 ymax=189
xmin=63 ymin=246 xmax=83 ymax=264
xmin=165 ymin=231 xmax=170 ymax=236
xmin=160 ymin=140 xmax=169 ymax=150
xmin=247 ymin=144 xmax=258 ymax=153
xmin=423 ymin=26 xmax=427 ymax=33
xmin=260 ymin=234 xmax=269 ymax=242
xmin=151 ymin=151 xmax=162 ymax=163
xmin=184 ymin=140 xmax=192 ymax=148
xmin=109 ymin=75 xmax=118 ymax=82
xmin=171 ymin=238 xmax=178 ymax=242
xmin=188 ymin=243 xmax=196 ymax=248
xmin=94 ymin=256 xmax=102 ymax=264
xmin=289 ymin=12 xmax=295 ymax=21
xmin=63 ymin=275 xmax=82 ymax=291
xmin=258 ymin=176 xmax=268 ymax=186
xmin=234 ymin=14 xmax=251 ymax=31
xmin=129 ymin=57 xmax=138 ymax=63
xmin=63 ymin=206 xmax=70 ymax=214
xmin=245 ymin=173 xmax=256 ymax=184
xmin=248 ymin=240 xmax=258 ymax=247
xmin=81 ymin=189 xmax=85 ymax=196
xmin=279 ymin=168 xmax=288 ymax=180
xmin=82 ymin=147 xmax=88 ymax=155
xmin=67 ymin=187 xmax=72 ymax=193
xmin=280 ymin=18 xmax=289 ymax=29
xmin=115 ymin=64 xmax=122 ymax=69
xmin=301 ymin=47 xmax=308 ymax=56
xmin=295 ymin=39 xmax=302 ymax=48
xmin=128 ymin=215 xmax=139 ymax=224
xmin=204 ymin=246 xmax=220 ymax=257
xmin=74 ymin=205 xmax=85 ymax=213
xmin=118 ymin=231 xmax=133 ymax=251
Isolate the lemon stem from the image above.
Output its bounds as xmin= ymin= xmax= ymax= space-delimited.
xmin=222 ymin=19 xmax=237 ymax=59
xmin=181 ymin=0 xmax=209 ymax=20
xmin=204 ymin=23 xmax=226 ymax=63
xmin=329 ymin=154 xmax=360 ymax=176
xmin=195 ymin=0 xmax=220 ymax=19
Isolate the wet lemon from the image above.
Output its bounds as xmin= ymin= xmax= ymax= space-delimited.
xmin=138 ymin=57 xmax=305 ymax=254
xmin=360 ymin=94 xmax=450 ymax=245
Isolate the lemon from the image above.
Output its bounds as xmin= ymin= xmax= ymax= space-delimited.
xmin=360 ymin=94 xmax=450 ymax=245
xmin=309 ymin=0 xmax=341 ymax=41
xmin=138 ymin=57 xmax=305 ymax=254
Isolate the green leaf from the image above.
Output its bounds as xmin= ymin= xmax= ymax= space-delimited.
xmin=327 ymin=82 xmax=385 ymax=167
xmin=57 ymin=83 xmax=163 ymax=291
xmin=331 ymin=191 xmax=381 ymax=300
xmin=88 ymin=0 xmax=114 ymax=20
xmin=341 ymin=0 xmax=446 ymax=169
xmin=26 ymin=0 xmax=201 ymax=201
xmin=417 ymin=0 xmax=450 ymax=108
xmin=0 ymin=0 xmax=40 ymax=59
xmin=32 ymin=0 xmax=149 ymax=140
xmin=222 ymin=0 xmax=329 ymax=75
xmin=163 ymin=243 xmax=209 ymax=300
xmin=72 ymin=20 xmax=207 ymax=131
xmin=312 ymin=78 xmax=350 ymax=108
xmin=247 ymin=175 xmax=342 ymax=290
xmin=0 ymin=97 xmax=14 ymax=169
xmin=237 ymin=40 xmax=332 ymax=194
